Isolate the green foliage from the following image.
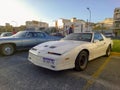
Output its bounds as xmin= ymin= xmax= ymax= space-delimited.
xmin=0 ymin=26 xmax=6 ymax=32
xmin=93 ymin=26 xmax=101 ymax=30
xmin=0 ymin=25 xmax=26 ymax=33
xmin=112 ymin=40 xmax=120 ymax=52
xmin=50 ymin=27 xmax=58 ymax=33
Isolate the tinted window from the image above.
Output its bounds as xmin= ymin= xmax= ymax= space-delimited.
xmin=26 ymin=32 xmax=34 ymax=38
xmin=36 ymin=32 xmax=45 ymax=38
xmin=94 ymin=33 xmax=103 ymax=41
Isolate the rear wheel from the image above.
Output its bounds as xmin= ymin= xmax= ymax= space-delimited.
xmin=1 ymin=44 xmax=15 ymax=56
xmin=106 ymin=45 xmax=111 ymax=57
xmin=75 ymin=51 xmax=88 ymax=71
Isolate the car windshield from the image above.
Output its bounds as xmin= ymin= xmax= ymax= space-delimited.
xmin=63 ymin=33 xmax=92 ymax=42
xmin=12 ymin=31 xmax=26 ymax=38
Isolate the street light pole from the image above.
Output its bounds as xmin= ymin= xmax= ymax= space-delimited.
xmin=86 ymin=7 xmax=91 ymax=31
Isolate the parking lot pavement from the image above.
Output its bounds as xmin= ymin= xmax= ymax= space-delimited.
xmin=0 ymin=51 xmax=120 ymax=90
xmin=82 ymin=55 xmax=120 ymax=90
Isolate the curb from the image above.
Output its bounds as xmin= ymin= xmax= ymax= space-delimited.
xmin=111 ymin=52 xmax=120 ymax=56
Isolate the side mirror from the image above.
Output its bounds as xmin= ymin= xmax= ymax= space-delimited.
xmin=93 ymin=39 xmax=99 ymax=43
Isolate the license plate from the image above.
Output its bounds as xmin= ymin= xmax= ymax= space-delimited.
xmin=43 ymin=57 xmax=55 ymax=64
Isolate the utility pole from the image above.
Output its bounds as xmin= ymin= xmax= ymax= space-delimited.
xmin=86 ymin=7 xmax=91 ymax=32
xmin=101 ymin=23 xmax=104 ymax=34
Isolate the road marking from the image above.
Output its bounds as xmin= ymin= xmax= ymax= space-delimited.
xmin=111 ymin=52 xmax=120 ymax=57
xmin=82 ymin=56 xmax=111 ymax=90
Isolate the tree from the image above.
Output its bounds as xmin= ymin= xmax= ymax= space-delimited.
xmin=50 ymin=27 xmax=58 ymax=33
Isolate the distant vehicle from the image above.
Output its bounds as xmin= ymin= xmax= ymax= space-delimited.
xmin=0 ymin=31 xmax=61 ymax=56
xmin=0 ymin=32 xmax=13 ymax=37
xmin=104 ymin=33 xmax=115 ymax=38
xmin=51 ymin=32 xmax=64 ymax=38
xmin=28 ymin=32 xmax=113 ymax=71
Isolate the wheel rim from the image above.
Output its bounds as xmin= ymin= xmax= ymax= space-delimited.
xmin=79 ymin=54 xmax=88 ymax=69
xmin=2 ymin=45 xmax=14 ymax=55
xmin=4 ymin=47 xmax=12 ymax=54
xmin=80 ymin=55 xmax=86 ymax=66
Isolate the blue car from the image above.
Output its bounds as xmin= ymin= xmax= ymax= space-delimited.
xmin=0 ymin=30 xmax=61 ymax=56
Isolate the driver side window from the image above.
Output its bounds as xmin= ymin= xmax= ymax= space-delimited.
xmin=94 ymin=33 xmax=103 ymax=41
xmin=26 ymin=32 xmax=33 ymax=38
xmin=37 ymin=32 xmax=45 ymax=38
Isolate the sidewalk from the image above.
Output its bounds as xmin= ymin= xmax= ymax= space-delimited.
xmin=111 ymin=52 xmax=120 ymax=56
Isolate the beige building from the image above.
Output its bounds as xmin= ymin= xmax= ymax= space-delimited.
xmin=54 ymin=18 xmax=89 ymax=35
xmin=55 ymin=18 xmax=71 ymax=29
xmin=99 ymin=18 xmax=113 ymax=29
xmin=113 ymin=7 xmax=120 ymax=35
xmin=70 ymin=18 xmax=88 ymax=33
xmin=26 ymin=20 xmax=49 ymax=30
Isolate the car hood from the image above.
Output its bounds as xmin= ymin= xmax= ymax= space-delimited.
xmin=33 ymin=40 xmax=89 ymax=54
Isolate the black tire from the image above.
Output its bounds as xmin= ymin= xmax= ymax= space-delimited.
xmin=1 ymin=44 xmax=15 ymax=56
xmin=75 ymin=51 xmax=88 ymax=71
xmin=106 ymin=45 xmax=111 ymax=57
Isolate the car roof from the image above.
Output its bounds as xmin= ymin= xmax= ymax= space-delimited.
xmin=22 ymin=30 xmax=43 ymax=33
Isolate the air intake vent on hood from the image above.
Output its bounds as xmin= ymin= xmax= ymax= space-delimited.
xmin=49 ymin=46 xmax=56 ymax=48
xmin=44 ymin=45 xmax=48 ymax=47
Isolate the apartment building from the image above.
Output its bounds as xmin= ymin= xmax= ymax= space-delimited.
xmin=54 ymin=18 xmax=89 ymax=34
xmin=113 ymin=7 xmax=120 ymax=35
xmin=26 ymin=20 xmax=49 ymax=30
xmin=99 ymin=18 xmax=113 ymax=29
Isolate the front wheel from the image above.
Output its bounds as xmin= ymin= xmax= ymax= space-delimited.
xmin=75 ymin=51 xmax=88 ymax=71
xmin=1 ymin=44 xmax=15 ymax=56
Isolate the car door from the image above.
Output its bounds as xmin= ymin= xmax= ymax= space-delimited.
xmin=36 ymin=32 xmax=50 ymax=45
xmin=22 ymin=32 xmax=38 ymax=49
xmin=93 ymin=33 xmax=107 ymax=58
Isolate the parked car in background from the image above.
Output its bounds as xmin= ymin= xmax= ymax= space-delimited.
xmin=104 ymin=33 xmax=115 ymax=38
xmin=51 ymin=32 xmax=64 ymax=38
xmin=0 ymin=30 xmax=61 ymax=56
xmin=0 ymin=32 xmax=13 ymax=37
xmin=28 ymin=32 xmax=113 ymax=71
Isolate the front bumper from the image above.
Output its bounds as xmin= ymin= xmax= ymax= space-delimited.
xmin=28 ymin=52 xmax=73 ymax=71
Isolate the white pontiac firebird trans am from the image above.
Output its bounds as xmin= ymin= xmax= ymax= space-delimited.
xmin=28 ymin=32 xmax=113 ymax=71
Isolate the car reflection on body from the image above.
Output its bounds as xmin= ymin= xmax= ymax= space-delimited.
xmin=28 ymin=32 xmax=113 ymax=71
xmin=0 ymin=30 xmax=61 ymax=56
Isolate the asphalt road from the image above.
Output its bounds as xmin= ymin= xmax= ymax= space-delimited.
xmin=0 ymin=51 xmax=120 ymax=90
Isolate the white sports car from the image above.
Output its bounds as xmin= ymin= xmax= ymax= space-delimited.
xmin=28 ymin=32 xmax=113 ymax=71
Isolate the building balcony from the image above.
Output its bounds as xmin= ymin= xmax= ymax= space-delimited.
xmin=114 ymin=19 xmax=120 ymax=22
xmin=113 ymin=26 xmax=120 ymax=29
xmin=114 ymin=17 xmax=120 ymax=20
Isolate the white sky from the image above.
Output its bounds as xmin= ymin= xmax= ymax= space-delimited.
xmin=0 ymin=0 xmax=40 ymax=26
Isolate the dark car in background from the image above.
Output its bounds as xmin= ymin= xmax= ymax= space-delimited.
xmin=51 ymin=32 xmax=64 ymax=38
xmin=104 ymin=33 xmax=115 ymax=38
xmin=0 ymin=30 xmax=61 ymax=56
xmin=0 ymin=32 xmax=13 ymax=37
